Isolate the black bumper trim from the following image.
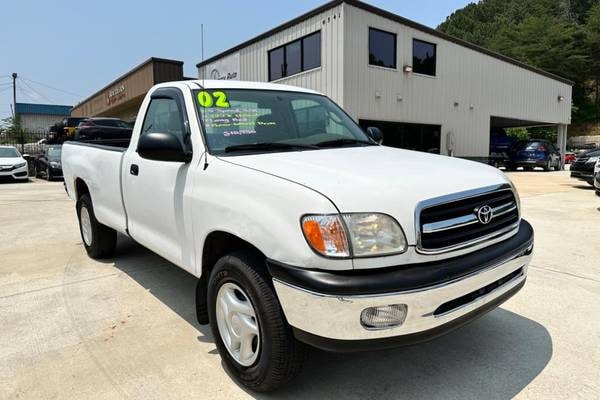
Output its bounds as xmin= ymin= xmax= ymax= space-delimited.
xmin=293 ymin=279 xmax=525 ymax=352
xmin=267 ymin=219 xmax=533 ymax=296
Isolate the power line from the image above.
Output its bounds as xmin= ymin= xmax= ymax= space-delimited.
xmin=20 ymin=76 xmax=82 ymax=98
xmin=17 ymin=87 xmax=37 ymax=102
xmin=19 ymin=79 xmax=55 ymax=104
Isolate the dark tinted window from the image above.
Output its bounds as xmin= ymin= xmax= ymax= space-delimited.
xmin=142 ymin=98 xmax=184 ymax=142
xmin=269 ymin=47 xmax=284 ymax=81
xmin=94 ymin=119 xmax=130 ymax=128
xmin=369 ymin=28 xmax=396 ymax=69
xmin=302 ymin=32 xmax=321 ymax=70
xmin=413 ymin=39 xmax=436 ymax=76
xmin=268 ymin=31 xmax=321 ymax=81
xmin=286 ymin=40 xmax=302 ymax=76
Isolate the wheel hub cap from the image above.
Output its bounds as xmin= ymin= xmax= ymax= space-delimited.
xmin=215 ymin=282 xmax=260 ymax=367
xmin=80 ymin=207 xmax=92 ymax=246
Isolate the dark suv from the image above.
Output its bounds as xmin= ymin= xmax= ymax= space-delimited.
xmin=506 ymin=139 xmax=562 ymax=171
xmin=35 ymin=145 xmax=63 ymax=180
xmin=75 ymin=118 xmax=133 ymax=141
xmin=570 ymin=149 xmax=600 ymax=186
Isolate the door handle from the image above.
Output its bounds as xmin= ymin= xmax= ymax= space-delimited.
xmin=130 ymin=164 xmax=139 ymax=176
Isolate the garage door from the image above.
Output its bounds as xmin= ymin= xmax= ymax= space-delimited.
xmin=359 ymin=120 xmax=441 ymax=154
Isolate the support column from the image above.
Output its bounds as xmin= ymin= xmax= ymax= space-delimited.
xmin=557 ymin=124 xmax=568 ymax=168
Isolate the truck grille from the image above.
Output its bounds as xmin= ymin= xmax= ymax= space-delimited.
xmin=418 ymin=187 xmax=519 ymax=253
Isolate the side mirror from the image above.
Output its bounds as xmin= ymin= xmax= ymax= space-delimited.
xmin=22 ymin=154 xmax=30 ymax=158
xmin=137 ymin=132 xmax=192 ymax=163
xmin=366 ymin=127 xmax=383 ymax=144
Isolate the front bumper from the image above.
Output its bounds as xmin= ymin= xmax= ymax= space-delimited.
xmin=0 ymin=164 xmax=28 ymax=180
xmin=269 ymin=220 xmax=533 ymax=351
xmin=512 ymin=160 xmax=546 ymax=168
xmin=571 ymin=170 xmax=594 ymax=184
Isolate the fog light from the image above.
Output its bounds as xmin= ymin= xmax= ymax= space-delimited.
xmin=360 ymin=304 xmax=408 ymax=330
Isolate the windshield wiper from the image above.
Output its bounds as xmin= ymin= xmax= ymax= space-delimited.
xmin=224 ymin=142 xmax=319 ymax=153
xmin=314 ymin=138 xmax=374 ymax=148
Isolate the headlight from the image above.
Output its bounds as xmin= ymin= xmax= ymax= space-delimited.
xmin=14 ymin=162 xmax=26 ymax=168
xmin=50 ymin=161 xmax=60 ymax=168
xmin=587 ymin=156 xmax=599 ymax=164
xmin=301 ymin=213 xmax=407 ymax=258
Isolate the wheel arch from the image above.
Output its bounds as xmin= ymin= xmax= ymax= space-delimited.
xmin=195 ymin=229 xmax=268 ymax=325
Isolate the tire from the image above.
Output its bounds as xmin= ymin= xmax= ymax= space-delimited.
xmin=505 ymin=163 xmax=516 ymax=171
xmin=596 ymin=189 xmax=600 ymax=197
xmin=76 ymin=194 xmax=117 ymax=259
xmin=46 ymin=166 xmax=52 ymax=181
xmin=207 ymin=250 xmax=305 ymax=392
xmin=543 ymin=159 xmax=552 ymax=171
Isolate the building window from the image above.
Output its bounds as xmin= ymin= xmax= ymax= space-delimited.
xmin=268 ymin=31 xmax=321 ymax=81
xmin=369 ymin=28 xmax=396 ymax=69
xmin=412 ymin=39 xmax=436 ymax=76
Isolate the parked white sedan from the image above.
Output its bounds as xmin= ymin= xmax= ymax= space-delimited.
xmin=0 ymin=145 xmax=29 ymax=181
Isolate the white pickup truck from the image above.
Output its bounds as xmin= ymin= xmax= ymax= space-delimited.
xmin=62 ymin=80 xmax=534 ymax=392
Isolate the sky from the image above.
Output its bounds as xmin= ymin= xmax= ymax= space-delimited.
xmin=0 ymin=0 xmax=473 ymax=119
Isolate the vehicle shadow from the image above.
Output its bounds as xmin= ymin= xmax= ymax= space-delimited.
xmin=108 ymin=235 xmax=552 ymax=400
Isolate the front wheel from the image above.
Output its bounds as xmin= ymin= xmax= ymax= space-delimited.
xmin=76 ymin=194 xmax=117 ymax=259
xmin=46 ymin=166 xmax=52 ymax=180
xmin=207 ymin=250 xmax=305 ymax=392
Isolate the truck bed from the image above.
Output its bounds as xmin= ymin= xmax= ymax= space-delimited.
xmin=62 ymin=140 xmax=129 ymax=235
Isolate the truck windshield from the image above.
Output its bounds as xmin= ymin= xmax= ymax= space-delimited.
xmin=193 ymin=89 xmax=373 ymax=154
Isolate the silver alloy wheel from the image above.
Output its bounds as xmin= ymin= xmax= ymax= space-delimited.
xmin=215 ymin=282 xmax=260 ymax=367
xmin=80 ymin=206 xmax=93 ymax=246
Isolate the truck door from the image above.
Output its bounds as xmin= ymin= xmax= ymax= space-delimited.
xmin=122 ymin=87 xmax=196 ymax=271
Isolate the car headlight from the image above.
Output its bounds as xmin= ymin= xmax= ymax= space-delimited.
xmin=50 ymin=161 xmax=60 ymax=168
xmin=587 ymin=156 xmax=599 ymax=164
xmin=301 ymin=213 xmax=407 ymax=258
xmin=14 ymin=162 xmax=26 ymax=168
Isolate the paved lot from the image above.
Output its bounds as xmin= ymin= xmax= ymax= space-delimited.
xmin=1 ymin=171 xmax=599 ymax=400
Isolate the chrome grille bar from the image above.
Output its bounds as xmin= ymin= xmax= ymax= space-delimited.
xmin=422 ymin=202 xmax=516 ymax=234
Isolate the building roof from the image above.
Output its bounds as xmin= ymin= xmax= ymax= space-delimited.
xmin=178 ymin=79 xmax=322 ymax=94
xmin=196 ymin=0 xmax=574 ymax=86
xmin=72 ymin=57 xmax=185 ymax=110
xmin=15 ymin=103 xmax=72 ymax=116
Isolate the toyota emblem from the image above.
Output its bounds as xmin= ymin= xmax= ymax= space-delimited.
xmin=476 ymin=205 xmax=494 ymax=224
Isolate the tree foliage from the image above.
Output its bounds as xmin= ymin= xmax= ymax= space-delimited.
xmin=438 ymin=0 xmax=600 ymax=124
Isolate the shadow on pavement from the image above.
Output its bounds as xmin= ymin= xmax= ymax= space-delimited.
xmin=108 ymin=235 xmax=552 ymax=400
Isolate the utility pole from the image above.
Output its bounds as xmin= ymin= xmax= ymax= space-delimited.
xmin=11 ymin=72 xmax=17 ymax=118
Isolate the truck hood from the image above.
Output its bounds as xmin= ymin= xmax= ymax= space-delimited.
xmin=221 ymin=146 xmax=510 ymax=244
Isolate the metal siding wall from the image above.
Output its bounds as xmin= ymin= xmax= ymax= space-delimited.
xmin=199 ymin=4 xmax=344 ymax=106
xmin=343 ymin=4 xmax=572 ymax=157
xmin=19 ymin=114 xmax=67 ymax=133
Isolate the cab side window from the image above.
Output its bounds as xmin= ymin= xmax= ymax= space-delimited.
xmin=141 ymin=98 xmax=184 ymax=143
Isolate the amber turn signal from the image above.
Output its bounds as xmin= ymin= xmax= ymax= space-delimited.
xmin=301 ymin=215 xmax=349 ymax=257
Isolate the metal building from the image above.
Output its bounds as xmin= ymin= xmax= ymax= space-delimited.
xmin=14 ymin=103 xmax=72 ymax=133
xmin=197 ymin=0 xmax=572 ymax=160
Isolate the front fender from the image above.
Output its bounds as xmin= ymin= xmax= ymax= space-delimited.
xmin=192 ymin=158 xmax=352 ymax=274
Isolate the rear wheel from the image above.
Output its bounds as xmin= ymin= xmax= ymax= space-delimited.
xmin=543 ymin=159 xmax=552 ymax=171
xmin=207 ymin=250 xmax=305 ymax=392
xmin=76 ymin=194 xmax=116 ymax=259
